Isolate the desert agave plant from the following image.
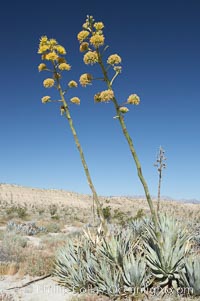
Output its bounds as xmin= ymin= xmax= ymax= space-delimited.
xmin=53 ymin=238 xmax=91 ymax=291
xmin=53 ymin=228 xmax=150 ymax=298
xmin=143 ymin=214 xmax=191 ymax=289
xmin=129 ymin=217 xmax=151 ymax=237
xmin=181 ymin=255 xmax=200 ymax=296
xmin=97 ymin=228 xmax=138 ymax=267
xmin=94 ymin=261 xmax=122 ymax=297
xmin=122 ymin=253 xmax=147 ymax=294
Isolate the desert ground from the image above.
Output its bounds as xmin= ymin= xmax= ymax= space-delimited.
xmin=0 ymin=184 xmax=200 ymax=301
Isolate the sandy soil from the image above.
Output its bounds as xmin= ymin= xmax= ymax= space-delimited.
xmin=0 ymin=275 xmax=74 ymax=301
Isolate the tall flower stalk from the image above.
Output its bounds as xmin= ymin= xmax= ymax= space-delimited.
xmin=77 ymin=16 xmax=158 ymax=231
xmin=37 ymin=36 xmax=106 ymax=229
xmin=154 ymin=146 xmax=167 ymax=213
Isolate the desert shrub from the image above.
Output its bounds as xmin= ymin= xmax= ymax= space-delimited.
xmin=133 ymin=208 xmax=145 ymax=220
xmin=49 ymin=204 xmax=58 ymax=216
xmin=0 ymin=261 xmax=19 ymax=276
xmin=45 ymin=222 xmax=61 ymax=233
xmin=113 ymin=208 xmax=128 ymax=225
xmin=5 ymin=205 xmax=16 ymax=216
xmin=41 ymin=234 xmax=67 ymax=251
xmin=16 ymin=206 xmax=27 ymax=218
xmin=51 ymin=214 xmax=60 ymax=220
xmin=102 ymin=206 xmax=111 ymax=221
xmin=7 ymin=221 xmax=46 ymax=236
xmin=21 ymin=251 xmax=53 ymax=276
xmin=0 ymin=232 xmax=27 ymax=262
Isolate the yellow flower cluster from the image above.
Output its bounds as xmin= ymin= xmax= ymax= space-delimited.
xmin=38 ymin=45 xmax=49 ymax=54
xmin=94 ymin=90 xmax=114 ymax=102
xmin=93 ymin=22 xmax=104 ymax=31
xmin=90 ymin=34 xmax=105 ymax=47
xmin=78 ymin=18 xmax=105 ymax=51
xmin=45 ymin=52 xmax=59 ymax=61
xmin=83 ymin=51 xmax=98 ymax=65
xmin=38 ymin=63 xmax=47 ymax=72
xmin=55 ymin=45 xmax=66 ymax=55
xmin=79 ymin=73 xmax=93 ymax=87
xmin=43 ymin=78 xmax=55 ymax=88
xmin=70 ymin=97 xmax=81 ymax=105
xmin=68 ymin=80 xmax=78 ymax=88
xmin=38 ymin=36 xmax=67 ymax=63
xmin=127 ymin=94 xmax=140 ymax=105
xmin=119 ymin=106 xmax=129 ymax=113
xmin=80 ymin=42 xmax=89 ymax=52
xmin=100 ymin=90 xmax=114 ymax=102
xmin=49 ymin=39 xmax=57 ymax=46
xmin=107 ymin=54 xmax=122 ymax=65
xmin=41 ymin=96 xmax=51 ymax=104
xmin=58 ymin=63 xmax=71 ymax=71
xmin=77 ymin=30 xmax=90 ymax=43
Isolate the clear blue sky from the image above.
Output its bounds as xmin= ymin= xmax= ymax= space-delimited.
xmin=0 ymin=0 xmax=199 ymax=200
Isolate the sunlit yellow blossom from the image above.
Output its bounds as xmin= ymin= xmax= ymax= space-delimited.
xmin=38 ymin=63 xmax=47 ymax=72
xmin=41 ymin=96 xmax=51 ymax=103
xmin=119 ymin=106 xmax=129 ymax=113
xmin=40 ymin=36 xmax=48 ymax=44
xmin=100 ymin=90 xmax=114 ymax=102
xmin=107 ymin=54 xmax=122 ymax=65
xmin=45 ymin=52 xmax=58 ymax=61
xmin=58 ymin=63 xmax=71 ymax=71
xmin=70 ymin=97 xmax=80 ymax=105
xmin=127 ymin=94 xmax=140 ymax=105
xmin=79 ymin=42 xmax=89 ymax=52
xmin=38 ymin=45 xmax=50 ymax=54
xmin=83 ymin=51 xmax=98 ymax=65
xmin=57 ymin=57 xmax=66 ymax=64
xmin=68 ymin=80 xmax=78 ymax=88
xmin=90 ymin=34 xmax=105 ymax=47
xmin=79 ymin=73 xmax=93 ymax=87
xmin=93 ymin=22 xmax=104 ymax=31
xmin=55 ymin=45 xmax=66 ymax=55
xmin=43 ymin=78 xmax=55 ymax=88
xmin=77 ymin=30 xmax=90 ymax=43
xmin=49 ymin=39 xmax=57 ymax=46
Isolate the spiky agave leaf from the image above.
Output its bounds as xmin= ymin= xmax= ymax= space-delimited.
xmin=53 ymin=238 xmax=91 ymax=292
xmin=122 ymin=252 xmax=147 ymax=292
xmin=97 ymin=228 xmax=138 ymax=267
xmin=181 ymin=255 xmax=200 ymax=296
xmin=129 ymin=217 xmax=151 ymax=237
xmin=94 ymin=259 xmax=122 ymax=297
xmin=143 ymin=214 xmax=191 ymax=288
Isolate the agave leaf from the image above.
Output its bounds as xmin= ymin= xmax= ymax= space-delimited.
xmin=122 ymin=252 xmax=147 ymax=289
xmin=143 ymin=214 xmax=191 ymax=288
xmin=181 ymin=255 xmax=200 ymax=296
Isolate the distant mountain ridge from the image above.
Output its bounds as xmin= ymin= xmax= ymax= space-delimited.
xmin=0 ymin=183 xmax=199 ymax=204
